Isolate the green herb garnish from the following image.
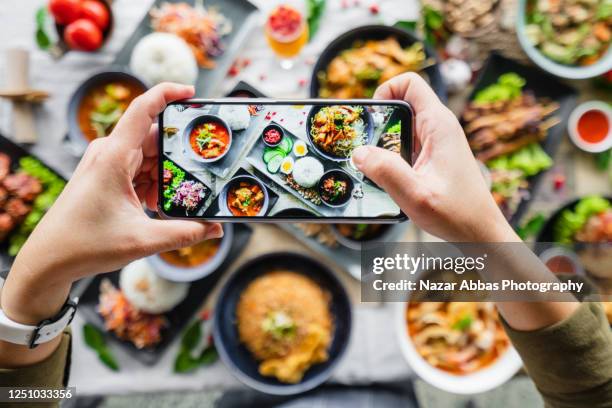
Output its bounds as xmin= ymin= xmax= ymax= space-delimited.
xmin=262 ymin=311 xmax=297 ymax=340
xmin=83 ymin=324 xmax=120 ymax=371
xmin=452 ymin=315 xmax=473 ymax=331
xmin=306 ymin=0 xmax=326 ymax=41
xmin=516 ymin=213 xmax=547 ymax=240
xmin=173 ymin=319 xmax=218 ymax=374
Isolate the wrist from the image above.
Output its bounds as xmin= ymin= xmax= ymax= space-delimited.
xmin=1 ymin=260 xmax=71 ymax=325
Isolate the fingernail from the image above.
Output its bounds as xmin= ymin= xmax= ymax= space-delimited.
xmin=352 ymin=146 xmax=368 ymax=168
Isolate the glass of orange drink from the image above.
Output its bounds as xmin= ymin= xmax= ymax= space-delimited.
xmin=265 ymin=4 xmax=308 ymax=70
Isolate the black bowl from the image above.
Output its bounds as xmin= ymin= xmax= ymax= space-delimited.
xmin=67 ymin=69 xmax=148 ymax=154
xmin=306 ymin=105 xmax=373 ymax=162
xmin=261 ymin=123 xmax=285 ymax=148
xmin=310 ymin=25 xmax=446 ymax=101
xmin=318 ymin=169 xmax=354 ymax=208
xmin=536 ymin=196 xmax=612 ymax=243
xmin=213 ymin=252 xmax=352 ymax=395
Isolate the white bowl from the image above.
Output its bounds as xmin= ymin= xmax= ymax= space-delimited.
xmin=394 ymin=301 xmax=523 ymax=394
xmin=147 ymin=224 xmax=234 ymax=282
xmin=568 ymin=101 xmax=612 ymax=154
xmin=516 ymin=0 xmax=612 ymax=79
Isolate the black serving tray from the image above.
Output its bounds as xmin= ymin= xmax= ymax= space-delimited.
xmin=162 ymin=156 xmax=213 ymax=218
xmin=466 ymin=53 xmax=578 ymax=226
xmin=0 ymin=134 xmax=68 ymax=270
xmin=77 ymin=223 xmax=253 ymax=365
xmin=203 ymin=167 xmax=280 ymax=216
xmin=112 ymin=0 xmax=258 ymax=97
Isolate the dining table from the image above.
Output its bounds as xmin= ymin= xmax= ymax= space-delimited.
xmin=0 ymin=0 xmax=609 ymax=404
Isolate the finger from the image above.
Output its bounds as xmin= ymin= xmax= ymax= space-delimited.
xmin=112 ymin=83 xmax=194 ymax=148
xmin=143 ymin=219 xmax=224 ymax=254
xmin=142 ymin=123 xmax=159 ymax=159
xmin=352 ymin=146 xmax=418 ymax=204
xmin=145 ymin=180 xmax=159 ymax=211
xmin=373 ymin=72 xmax=443 ymax=113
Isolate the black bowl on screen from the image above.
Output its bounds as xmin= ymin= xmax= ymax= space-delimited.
xmin=306 ymin=106 xmax=374 ymax=162
xmin=213 ymin=252 xmax=352 ymax=395
xmin=310 ymin=25 xmax=447 ymax=101
xmin=317 ymin=169 xmax=354 ymax=207
xmin=261 ymin=123 xmax=285 ymax=147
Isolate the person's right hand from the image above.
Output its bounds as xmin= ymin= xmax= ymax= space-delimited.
xmin=352 ymin=73 xmax=517 ymax=243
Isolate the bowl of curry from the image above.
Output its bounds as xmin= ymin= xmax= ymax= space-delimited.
xmin=182 ymin=115 xmax=232 ymax=163
xmin=219 ymin=175 xmax=269 ymax=217
xmin=147 ymin=223 xmax=234 ymax=282
xmin=68 ymin=70 xmax=147 ymax=153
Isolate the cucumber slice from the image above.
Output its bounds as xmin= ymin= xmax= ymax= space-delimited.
xmin=263 ymin=148 xmax=284 ymax=164
xmin=267 ymin=155 xmax=284 ymax=174
xmin=278 ymin=137 xmax=293 ymax=155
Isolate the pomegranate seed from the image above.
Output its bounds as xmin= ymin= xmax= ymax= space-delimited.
xmin=369 ymin=4 xmax=380 ymax=14
xmin=553 ymin=174 xmax=566 ymax=191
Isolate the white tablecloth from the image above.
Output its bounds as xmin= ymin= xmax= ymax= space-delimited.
xmin=0 ymin=0 xmax=421 ymax=396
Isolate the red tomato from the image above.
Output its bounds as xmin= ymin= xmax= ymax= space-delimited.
xmin=48 ymin=0 xmax=81 ymax=25
xmin=80 ymin=0 xmax=110 ymax=30
xmin=64 ymin=19 xmax=103 ymax=51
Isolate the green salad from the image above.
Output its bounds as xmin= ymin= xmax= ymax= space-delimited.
xmin=553 ymin=195 xmax=610 ymax=243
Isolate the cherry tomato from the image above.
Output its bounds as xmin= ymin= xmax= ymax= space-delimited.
xmin=48 ymin=0 xmax=81 ymax=25
xmin=80 ymin=0 xmax=110 ymax=31
xmin=64 ymin=19 xmax=103 ymax=51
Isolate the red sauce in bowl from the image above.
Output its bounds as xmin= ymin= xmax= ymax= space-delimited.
xmin=577 ymin=110 xmax=609 ymax=144
xmin=545 ymin=255 xmax=577 ymax=275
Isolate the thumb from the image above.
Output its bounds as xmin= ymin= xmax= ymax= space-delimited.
xmin=352 ymin=146 xmax=418 ymax=205
xmin=141 ymin=219 xmax=224 ymax=254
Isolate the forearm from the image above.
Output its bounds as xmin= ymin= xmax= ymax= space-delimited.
xmin=480 ymin=221 xmax=580 ymax=331
xmin=0 ymin=258 xmax=72 ymax=368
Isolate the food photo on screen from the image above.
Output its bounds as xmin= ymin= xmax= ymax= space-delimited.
xmin=160 ymin=102 xmax=409 ymax=220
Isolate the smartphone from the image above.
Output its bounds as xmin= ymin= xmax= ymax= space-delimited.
xmin=159 ymin=99 xmax=413 ymax=223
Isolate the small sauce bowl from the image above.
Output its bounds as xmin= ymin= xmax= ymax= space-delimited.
xmin=568 ymin=101 xmax=612 ymax=153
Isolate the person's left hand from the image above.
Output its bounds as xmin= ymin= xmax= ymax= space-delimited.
xmin=1 ymin=83 xmax=222 ymax=327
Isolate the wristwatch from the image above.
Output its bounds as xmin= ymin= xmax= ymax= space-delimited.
xmin=0 ymin=269 xmax=78 ymax=348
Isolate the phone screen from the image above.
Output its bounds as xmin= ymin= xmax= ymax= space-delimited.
xmin=159 ymin=100 xmax=412 ymax=221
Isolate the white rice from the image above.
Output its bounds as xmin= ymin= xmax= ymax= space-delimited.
xmin=120 ymin=259 xmax=189 ymax=314
xmin=130 ymin=33 xmax=198 ymax=86
xmin=293 ymin=156 xmax=324 ymax=188
xmin=218 ymin=105 xmax=251 ymax=130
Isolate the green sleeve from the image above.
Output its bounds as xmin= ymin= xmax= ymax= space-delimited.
xmin=0 ymin=330 xmax=71 ymax=408
xmin=502 ymin=302 xmax=612 ymax=408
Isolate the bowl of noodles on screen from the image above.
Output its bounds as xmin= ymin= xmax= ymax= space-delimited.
xmin=395 ymin=272 xmax=522 ymax=394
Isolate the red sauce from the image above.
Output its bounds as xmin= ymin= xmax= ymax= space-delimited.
xmin=577 ymin=110 xmax=609 ymax=144
xmin=545 ymin=255 xmax=576 ymax=275
xmin=264 ymin=129 xmax=282 ymax=144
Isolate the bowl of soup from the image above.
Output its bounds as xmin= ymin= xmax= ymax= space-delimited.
xmin=147 ymin=224 xmax=234 ymax=282
xmin=219 ymin=175 xmax=269 ymax=217
xmin=395 ymin=279 xmax=522 ymax=394
xmin=68 ymin=70 xmax=147 ymax=153
xmin=182 ymin=115 xmax=232 ymax=163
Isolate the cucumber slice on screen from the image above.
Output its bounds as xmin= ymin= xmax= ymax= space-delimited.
xmin=263 ymin=149 xmax=284 ymax=164
xmin=278 ymin=137 xmax=293 ymax=155
xmin=267 ymin=155 xmax=284 ymax=174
